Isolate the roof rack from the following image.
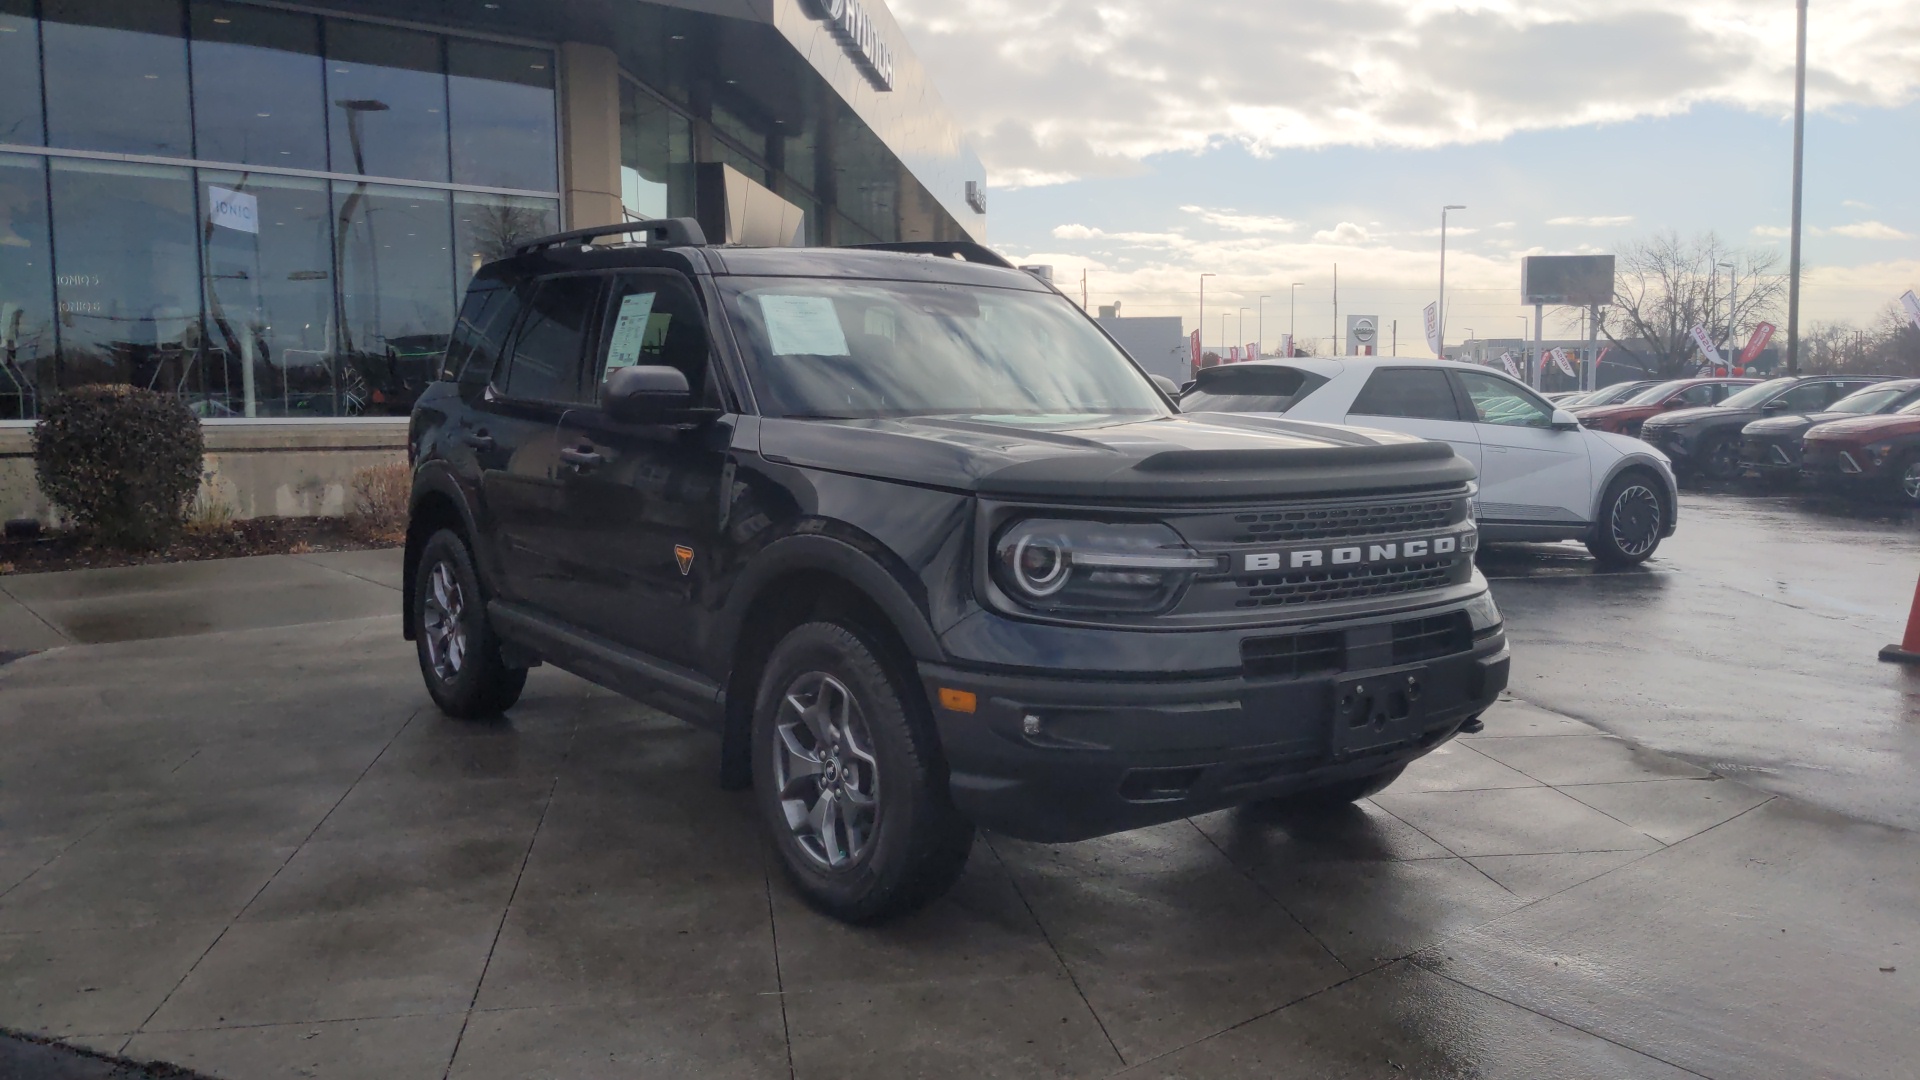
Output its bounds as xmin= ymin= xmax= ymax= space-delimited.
xmin=513 ymin=218 xmax=708 ymax=256
xmin=847 ymin=241 xmax=1014 ymax=269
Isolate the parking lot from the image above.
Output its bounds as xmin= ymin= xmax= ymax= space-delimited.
xmin=3 ymin=491 xmax=1919 ymax=1079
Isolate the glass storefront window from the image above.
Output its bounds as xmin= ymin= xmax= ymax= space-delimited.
xmin=0 ymin=153 xmax=54 ymax=419
xmin=448 ymin=39 xmax=557 ymax=192
xmin=0 ymin=1 xmax=43 ymax=147
xmin=198 ymin=171 xmax=334 ymax=418
xmin=454 ymin=191 xmax=557 ymax=295
xmin=710 ymin=101 xmax=767 ymax=164
xmin=619 ymin=82 xmax=694 ymax=221
xmin=48 ymin=159 xmax=201 ymax=392
xmin=325 ymin=20 xmax=449 ymax=183
xmin=332 ymin=181 xmax=452 ymax=415
xmin=190 ymin=2 xmax=325 ymax=169
xmin=42 ymin=0 xmax=193 ymax=157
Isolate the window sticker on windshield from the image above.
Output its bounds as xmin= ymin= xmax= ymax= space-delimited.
xmin=760 ymin=295 xmax=849 ymax=356
xmin=605 ymin=292 xmax=657 ymax=370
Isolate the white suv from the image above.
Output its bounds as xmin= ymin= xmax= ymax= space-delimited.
xmin=1180 ymin=357 xmax=1679 ymax=565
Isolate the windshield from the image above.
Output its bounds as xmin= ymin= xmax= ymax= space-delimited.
xmin=1719 ymin=377 xmax=1797 ymax=410
xmin=1829 ymin=386 xmax=1910 ymax=415
xmin=1582 ymin=382 xmax=1646 ymax=406
xmin=721 ymin=277 xmax=1169 ymax=420
xmin=1626 ymin=380 xmax=1688 ymax=404
xmin=1179 ymin=366 xmax=1329 ymax=414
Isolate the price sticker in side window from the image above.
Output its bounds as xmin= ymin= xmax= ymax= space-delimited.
xmin=605 ymin=292 xmax=658 ymax=370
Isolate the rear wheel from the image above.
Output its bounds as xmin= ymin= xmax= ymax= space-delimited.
xmin=414 ymin=529 xmax=526 ymax=718
xmin=1700 ymin=436 xmax=1741 ymax=481
xmin=1586 ymin=473 xmax=1666 ymax=566
xmin=752 ymin=621 xmax=973 ymax=924
xmin=1899 ymin=454 xmax=1920 ymax=506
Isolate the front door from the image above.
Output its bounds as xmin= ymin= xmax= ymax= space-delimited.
xmin=475 ymin=273 xmax=604 ymax=613
xmin=555 ymin=271 xmax=729 ymax=668
xmin=1342 ymin=365 xmax=1483 ymax=478
xmin=1453 ymin=370 xmax=1592 ymax=525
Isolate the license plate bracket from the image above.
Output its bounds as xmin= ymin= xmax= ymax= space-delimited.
xmin=1329 ymin=666 xmax=1430 ymax=759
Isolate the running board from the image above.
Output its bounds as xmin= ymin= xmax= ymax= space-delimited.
xmin=488 ymin=601 xmax=726 ymax=728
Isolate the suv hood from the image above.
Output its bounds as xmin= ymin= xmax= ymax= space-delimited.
xmin=1645 ymin=405 xmax=1751 ymax=429
xmin=1746 ymin=411 xmax=1842 ymax=436
xmin=1576 ymin=402 xmax=1661 ymax=421
xmin=755 ymin=413 xmax=1474 ymax=501
xmin=1803 ymin=414 xmax=1920 ymax=442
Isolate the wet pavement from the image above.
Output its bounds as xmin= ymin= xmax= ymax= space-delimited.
xmin=1 ymin=508 xmax=1918 ymax=1079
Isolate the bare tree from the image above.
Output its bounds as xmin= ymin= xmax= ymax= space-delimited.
xmin=1598 ymin=231 xmax=1787 ymax=376
xmin=1801 ymin=305 xmax=1920 ymax=377
xmin=465 ymin=202 xmax=552 ymax=268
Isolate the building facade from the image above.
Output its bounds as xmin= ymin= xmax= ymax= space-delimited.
xmin=0 ymin=0 xmax=985 ymax=425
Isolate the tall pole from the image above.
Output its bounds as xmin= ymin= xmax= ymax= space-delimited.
xmin=1198 ymin=272 xmax=1214 ymax=367
xmin=1219 ymin=313 xmax=1227 ymax=357
xmin=1290 ymin=282 xmax=1302 ymax=353
xmin=1787 ymin=0 xmax=1807 ymax=374
xmin=1257 ymin=295 xmax=1269 ymax=356
xmin=1438 ymin=205 xmax=1466 ymax=356
xmin=1719 ymin=260 xmax=1738 ymax=365
xmin=1333 ymin=264 xmax=1339 ymax=355
xmin=1238 ymin=307 xmax=1247 ymax=351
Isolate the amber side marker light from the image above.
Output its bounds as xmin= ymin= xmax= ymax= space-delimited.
xmin=938 ymin=688 xmax=977 ymax=713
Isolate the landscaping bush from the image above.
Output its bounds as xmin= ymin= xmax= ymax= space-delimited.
xmin=32 ymin=385 xmax=204 ymax=550
xmin=349 ymin=460 xmax=411 ymax=543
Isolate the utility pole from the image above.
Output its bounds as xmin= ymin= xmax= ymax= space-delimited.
xmin=1257 ymin=295 xmax=1269 ymax=356
xmin=1290 ymin=282 xmax=1303 ymax=354
xmin=1787 ymin=0 xmax=1807 ymax=373
xmin=1198 ymin=272 xmax=1214 ymax=365
xmin=1392 ymin=320 xmax=1397 ymax=357
xmin=1438 ymin=205 xmax=1466 ymax=356
xmin=1720 ymin=260 xmax=1738 ymax=365
xmin=1080 ymin=268 xmax=1088 ymax=310
xmin=1333 ymin=264 xmax=1339 ymax=355
xmin=1238 ymin=308 xmax=1247 ymax=353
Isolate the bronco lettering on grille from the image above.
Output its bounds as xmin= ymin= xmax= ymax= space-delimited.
xmin=1244 ymin=535 xmax=1458 ymax=573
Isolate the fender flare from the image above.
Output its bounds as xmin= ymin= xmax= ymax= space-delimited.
xmin=1589 ymin=453 xmax=1679 ymax=538
xmin=402 ymin=464 xmax=486 ymax=640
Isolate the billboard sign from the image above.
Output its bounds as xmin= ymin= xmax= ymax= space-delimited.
xmin=1521 ymin=255 xmax=1616 ymax=306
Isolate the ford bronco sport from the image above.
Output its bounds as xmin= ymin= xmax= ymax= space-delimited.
xmin=403 ymin=220 xmax=1510 ymax=923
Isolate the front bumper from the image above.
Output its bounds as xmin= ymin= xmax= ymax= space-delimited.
xmin=1801 ymin=444 xmax=1882 ymax=484
xmin=1739 ymin=435 xmax=1802 ymax=474
xmin=920 ymin=625 xmax=1509 ymax=842
xmin=1641 ymin=426 xmax=1694 ymax=465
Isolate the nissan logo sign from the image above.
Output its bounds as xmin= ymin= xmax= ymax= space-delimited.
xmin=1353 ymin=317 xmax=1377 ymax=344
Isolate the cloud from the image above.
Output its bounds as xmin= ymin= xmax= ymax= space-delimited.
xmin=1842 ymin=200 xmax=1874 ymax=210
xmin=1313 ymin=222 xmax=1373 ymax=244
xmin=1824 ymin=220 xmax=1912 ymax=240
xmin=1546 ymin=215 xmax=1636 ymax=227
xmin=1181 ymin=206 xmax=1300 ymax=234
xmin=893 ymin=0 xmax=1920 ymax=187
xmin=1752 ymin=225 xmax=1790 ymax=238
xmin=1052 ymin=224 xmax=1103 ymax=239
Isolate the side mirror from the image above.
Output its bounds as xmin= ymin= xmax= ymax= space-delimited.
xmin=602 ymin=364 xmax=691 ymax=423
xmin=1762 ymin=399 xmax=1789 ymax=412
xmin=1150 ymin=374 xmax=1180 ymax=398
xmin=1550 ymin=408 xmax=1580 ymax=431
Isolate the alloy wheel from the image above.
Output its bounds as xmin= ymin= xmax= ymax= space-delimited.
xmin=1903 ymin=461 xmax=1920 ymax=504
xmin=773 ymin=671 xmax=881 ymax=870
xmin=1610 ymin=485 xmax=1662 ymax=557
xmin=421 ymin=559 xmax=468 ymax=682
xmin=1706 ymin=439 xmax=1739 ymax=480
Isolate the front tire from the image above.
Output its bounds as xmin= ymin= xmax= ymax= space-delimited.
xmin=414 ymin=529 xmax=527 ymax=719
xmin=1897 ymin=454 xmax=1920 ymax=506
xmin=752 ymin=621 xmax=973 ymax=924
xmin=1586 ymin=473 xmax=1666 ymax=566
xmin=1699 ymin=436 xmax=1741 ymax=482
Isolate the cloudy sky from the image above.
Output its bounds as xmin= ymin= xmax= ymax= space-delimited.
xmin=892 ymin=0 xmax=1920 ymax=353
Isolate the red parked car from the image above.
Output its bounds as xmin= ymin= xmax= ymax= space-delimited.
xmin=1575 ymin=377 xmax=1760 ymax=437
xmin=1801 ymin=401 xmax=1920 ymax=503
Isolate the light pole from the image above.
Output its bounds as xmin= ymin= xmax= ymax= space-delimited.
xmin=1238 ymin=307 xmax=1248 ymax=355
xmin=1257 ymin=295 xmax=1269 ymax=356
xmin=1437 ymin=204 xmax=1466 ymax=356
xmin=1464 ymin=328 xmax=1475 ymax=364
xmin=1719 ymin=260 xmax=1738 ymax=364
xmin=1516 ymin=315 xmax=1529 ymax=379
xmin=1197 ymin=273 xmax=1215 ymax=371
xmin=1787 ymin=0 xmax=1807 ymax=373
xmin=1290 ymin=282 xmax=1303 ymax=354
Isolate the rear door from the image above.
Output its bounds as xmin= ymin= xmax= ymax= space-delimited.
xmin=1342 ymin=366 xmax=1482 ymax=477
xmin=1453 ymin=370 xmax=1592 ymax=525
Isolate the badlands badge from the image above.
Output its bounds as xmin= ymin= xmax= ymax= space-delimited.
xmin=674 ymin=545 xmax=695 ymax=576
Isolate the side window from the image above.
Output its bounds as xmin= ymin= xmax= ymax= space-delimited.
xmin=1455 ymin=371 xmax=1553 ymax=428
xmin=498 ymin=276 xmax=602 ymax=403
xmin=1709 ymin=384 xmax=1737 ymax=403
xmin=441 ymin=286 xmax=497 ymax=382
xmin=447 ymin=283 xmax=523 ymax=388
xmin=1772 ymin=382 xmax=1830 ymax=411
xmin=1674 ymin=384 xmax=1717 ymax=406
xmin=593 ymin=272 xmax=712 ymax=403
xmin=1350 ymin=368 xmax=1463 ymax=421
xmin=1832 ymin=381 xmax=1876 ymax=404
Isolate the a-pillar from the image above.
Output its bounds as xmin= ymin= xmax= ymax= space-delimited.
xmin=559 ymin=42 xmax=623 ymax=230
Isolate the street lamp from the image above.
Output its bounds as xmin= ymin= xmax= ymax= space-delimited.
xmin=1719 ymin=260 xmax=1738 ymax=362
xmin=1464 ymin=328 xmax=1475 ymax=363
xmin=1257 ymin=295 xmax=1270 ymax=356
xmin=1197 ymin=273 xmax=1215 ymax=371
xmin=1290 ymin=282 xmax=1304 ymax=354
xmin=1787 ymin=0 xmax=1807 ymax=373
xmin=1238 ymin=307 xmax=1248 ymax=355
xmin=1437 ymin=205 xmax=1466 ymax=356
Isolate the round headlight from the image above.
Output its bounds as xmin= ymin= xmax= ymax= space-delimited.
xmin=1012 ymin=533 xmax=1070 ymax=596
xmin=991 ymin=519 xmax=1214 ymax=614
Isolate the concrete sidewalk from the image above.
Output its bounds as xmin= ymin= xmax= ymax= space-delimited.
xmin=1 ymin=552 xmax=1915 ymax=1079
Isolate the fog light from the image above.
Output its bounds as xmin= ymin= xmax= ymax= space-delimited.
xmin=1022 ymin=714 xmax=1042 ymax=737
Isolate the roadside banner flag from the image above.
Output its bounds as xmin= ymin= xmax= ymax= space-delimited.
xmin=1595 ymin=345 xmax=1612 ymax=369
xmin=1279 ymin=333 xmax=1293 ymax=357
xmin=1550 ymin=346 xmax=1576 ymax=377
xmin=1739 ymin=322 xmax=1776 ymax=365
xmin=1499 ymin=351 xmax=1522 ymax=378
xmin=1228 ymin=346 xmax=1241 ymax=363
xmin=1689 ymin=323 xmax=1724 ymax=364
xmin=1902 ymin=290 xmax=1920 ymax=331
xmin=1189 ymin=330 xmax=1202 ymax=371
xmin=1423 ymin=302 xmax=1441 ymax=355
xmin=1246 ymin=342 xmax=1259 ymax=361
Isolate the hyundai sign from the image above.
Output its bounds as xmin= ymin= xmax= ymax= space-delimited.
xmin=801 ymin=0 xmax=895 ymax=91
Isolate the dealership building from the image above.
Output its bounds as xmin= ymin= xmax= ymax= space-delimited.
xmin=0 ymin=0 xmax=984 ymax=519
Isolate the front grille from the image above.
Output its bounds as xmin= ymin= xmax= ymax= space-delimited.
xmin=1233 ymin=558 xmax=1460 ymax=608
xmin=1227 ymin=498 xmax=1458 ymax=544
xmin=1242 ymin=631 xmax=1344 ymax=678
xmin=1392 ymin=612 xmax=1472 ymax=664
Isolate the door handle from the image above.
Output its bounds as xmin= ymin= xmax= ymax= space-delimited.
xmin=559 ymin=446 xmax=604 ymax=469
xmin=461 ymin=430 xmax=494 ymax=450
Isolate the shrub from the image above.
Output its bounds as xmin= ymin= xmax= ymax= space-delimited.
xmin=349 ymin=460 xmax=411 ymax=543
xmin=32 ymin=385 xmax=204 ymax=550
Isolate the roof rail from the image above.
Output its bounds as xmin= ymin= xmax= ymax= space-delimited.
xmin=513 ymin=218 xmax=708 ymax=256
xmin=848 ymin=241 xmax=1014 ymax=269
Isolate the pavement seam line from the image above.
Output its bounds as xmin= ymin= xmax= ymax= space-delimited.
xmin=1417 ymin=965 xmax=1718 ymax=1079
xmin=982 ymin=835 xmax=1128 ymax=1068
xmin=1363 ymin=797 xmax=1523 ymax=898
xmin=763 ymin=855 xmax=796 ymax=1080
xmin=126 ymin=706 xmax=423 ymax=1041
xmin=438 ymin=691 xmax=583 ymax=1080
xmin=1183 ymin=816 xmax=1355 ymax=975
xmin=293 ymin=552 xmax=403 ymax=592
xmin=0 ymin=576 xmax=73 ymax=644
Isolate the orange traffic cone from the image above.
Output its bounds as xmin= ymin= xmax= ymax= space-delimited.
xmin=1880 ymin=573 xmax=1920 ymax=664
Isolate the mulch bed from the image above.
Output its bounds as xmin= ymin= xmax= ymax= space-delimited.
xmin=0 ymin=517 xmax=400 ymax=576
xmin=0 ymin=1029 xmax=221 ymax=1079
